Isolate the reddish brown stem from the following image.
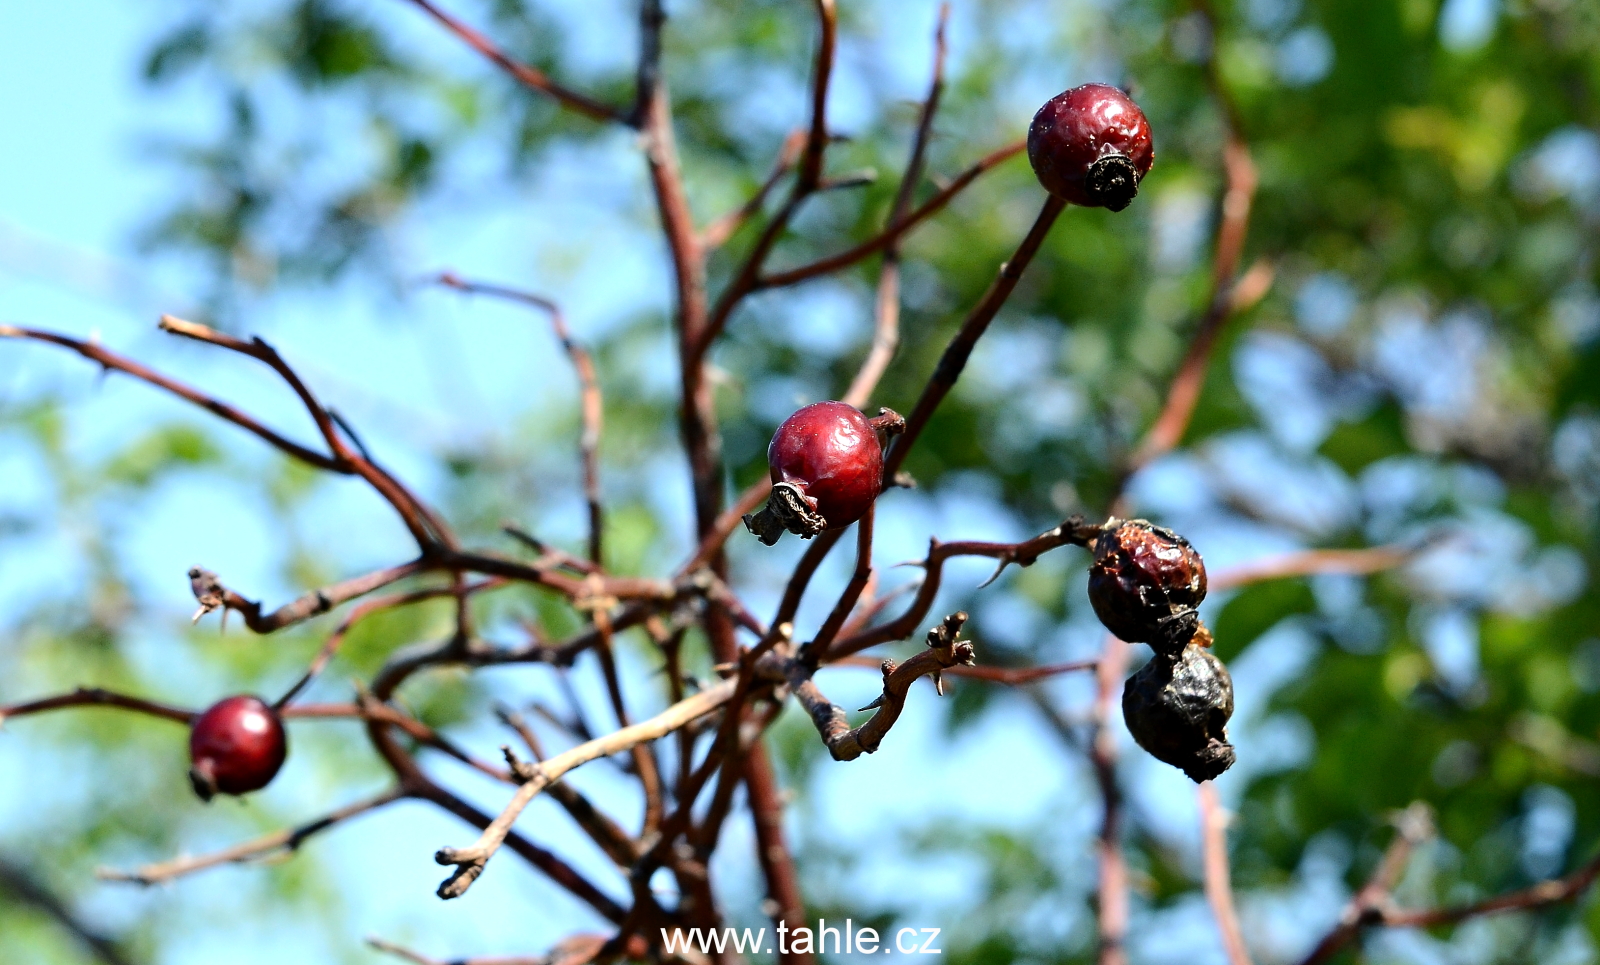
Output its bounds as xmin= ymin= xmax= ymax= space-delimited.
xmin=756 ymin=140 xmax=1027 ymax=290
xmin=399 ymin=0 xmax=628 ymax=124
xmin=882 ymin=194 xmax=1067 ymax=481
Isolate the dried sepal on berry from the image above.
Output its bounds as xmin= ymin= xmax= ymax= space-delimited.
xmin=1088 ymin=519 xmax=1207 ymax=654
xmin=1121 ymin=638 xmax=1235 ymax=783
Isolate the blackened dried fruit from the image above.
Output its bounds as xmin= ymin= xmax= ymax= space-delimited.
xmin=1088 ymin=519 xmax=1207 ymax=654
xmin=1122 ymin=642 xmax=1235 ymax=783
xmin=189 ymin=694 xmax=288 ymax=801
xmin=1028 ymin=83 xmax=1154 ymax=211
xmin=743 ymin=402 xmax=895 ymax=545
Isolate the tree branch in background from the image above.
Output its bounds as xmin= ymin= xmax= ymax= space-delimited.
xmin=397 ymin=0 xmax=629 ymax=124
xmin=434 ymin=274 xmax=606 ymax=565
xmin=1090 ymin=634 xmax=1130 ymax=965
xmin=843 ymin=3 xmax=949 ymax=410
xmin=1209 ymin=545 xmax=1413 ymax=591
xmin=700 ymin=130 xmax=806 ymax=251
xmin=1199 ymin=782 xmax=1254 ymax=965
xmin=1296 ymin=802 xmax=1434 ymax=965
xmin=693 ymin=0 xmax=840 ymax=358
xmin=0 ymin=857 xmax=137 ymax=965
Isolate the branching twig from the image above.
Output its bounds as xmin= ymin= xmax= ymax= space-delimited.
xmin=788 ymin=612 xmax=974 ymax=761
xmin=755 ymin=140 xmax=1027 ymax=290
xmin=1295 ymin=802 xmax=1435 ymax=965
xmin=433 ymin=678 xmax=739 ymax=899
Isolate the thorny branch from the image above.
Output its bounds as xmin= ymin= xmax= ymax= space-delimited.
xmin=789 ymin=611 xmax=975 ymax=761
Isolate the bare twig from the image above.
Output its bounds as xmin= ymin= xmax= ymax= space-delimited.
xmin=497 ymin=707 xmax=639 ymax=866
xmin=100 ymin=789 xmax=406 ymax=885
xmin=828 ymin=654 xmax=1099 ymax=685
xmin=1 ymin=324 xmax=340 ymax=470
xmin=435 ymin=275 xmax=606 ymax=565
xmin=831 ymin=516 xmax=1102 ymax=657
xmin=185 ymin=559 xmax=426 ymax=635
xmin=0 ymin=687 xmax=194 ymax=727
xmin=1199 ymin=782 xmax=1253 ymax=965
xmin=398 ymin=0 xmax=628 ymax=124
xmin=803 ymin=505 xmax=875 ymax=666
xmin=1091 ymin=634 xmax=1129 ymax=965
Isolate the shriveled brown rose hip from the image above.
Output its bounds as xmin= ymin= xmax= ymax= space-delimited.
xmin=1088 ymin=519 xmax=1207 ymax=654
xmin=1121 ymin=641 xmax=1235 ymax=783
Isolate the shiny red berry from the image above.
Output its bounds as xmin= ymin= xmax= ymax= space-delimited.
xmin=1088 ymin=519 xmax=1207 ymax=654
xmin=188 ymin=695 xmax=287 ymax=801
xmin=1028 ymin=83 xmax=1154 ymax=211
xmin=743 ymin=402 xmax=900 ymax=546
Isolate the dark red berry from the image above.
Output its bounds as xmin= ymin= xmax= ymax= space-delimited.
xmin=1122 ymin=639 xmax=1235 ymax=783
xmin=188 ymin=695 xmax=287 ymax=801
xmin=743 ymin=402 xmax=899 ymax=546
xmin=1088 ymin=519 xmax=1207 ymax=654
xmin=1028 ymin=83 xmax=1154 ymax=211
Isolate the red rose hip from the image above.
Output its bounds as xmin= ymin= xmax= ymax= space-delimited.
xmin=188 ymin=695 xmax=288 ymax=801
xmin=742 ymin=402 xmax=900 ymax=545
xmin=1028 ymin=83 xmax=1154 ymax=211
xmin=1088 ymin=519 xmax=1207 ymax=654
